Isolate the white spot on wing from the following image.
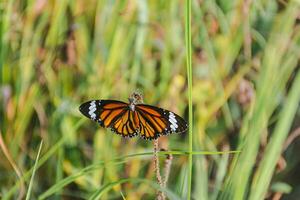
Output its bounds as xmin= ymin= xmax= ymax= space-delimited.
xmin=88 ymin=101 xmax=97 ymax=119
xmin=169 ymin=112 xmax=178 ymax=131
xmin=169 ymin=117 xmax=177 ymax=125
xmin=169 ymin=112 xmax=176 ymax=118
xmin=170 ymin=124 xmax=175 ymax=131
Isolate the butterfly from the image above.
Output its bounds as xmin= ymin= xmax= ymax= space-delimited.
xmin=79 ymin=92 xmax=188 ymax=140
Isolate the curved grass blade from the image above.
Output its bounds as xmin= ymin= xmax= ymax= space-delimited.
xmin=88 ymin=178 xmax=181 ymax=200
xmin=38 ymin=150 xmax=239 ymax=199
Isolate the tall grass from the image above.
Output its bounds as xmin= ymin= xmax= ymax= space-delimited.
xmin=1 ymin=0 xmax=300 ymax=199
xmin=219 ymin=2 xmax=300 ymax=199
xmin=185 ymin=0 xmax=193 ymax=199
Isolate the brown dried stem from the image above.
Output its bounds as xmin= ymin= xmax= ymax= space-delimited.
xmin=162 ymin=149 xmax=173 ymax=187
xmin=153 ymin=139 xmax=165 ymax=200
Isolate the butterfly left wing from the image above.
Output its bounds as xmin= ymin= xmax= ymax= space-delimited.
xmin=79 ymin=100 xmax=138 ymax=138
xmin=135 ymin=104 xmax=188 ymax=140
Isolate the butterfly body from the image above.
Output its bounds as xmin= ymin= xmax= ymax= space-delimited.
xmin=79 ymin=95 xmax=187 ymax=140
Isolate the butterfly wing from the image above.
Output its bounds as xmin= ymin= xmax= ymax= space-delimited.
xmin=135 ymin=104 xmax=188 ymax=140
xmin=79 ymin=100 xmax=138 ymax=138
xmin=110 ymin=109 xmax=139 ymax=138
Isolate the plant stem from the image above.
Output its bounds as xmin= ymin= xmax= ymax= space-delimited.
xmin=153 ymin=139 xmax=165 ymax=200
xmin=162 ymin=151 xmax=173 ymax=187
xmin=185 ymin=0 xmax=193 ymax=199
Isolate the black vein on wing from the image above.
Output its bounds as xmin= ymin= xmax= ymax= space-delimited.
xmin=107 ymin=109 xmax=127 ymax=128
xmin=138 ymin=110 xmax=163 ymax=134
xmin=127 ymin=110 xmax=136 ymax=132
xmin=137 ymin=111 xmax=159 ymax=139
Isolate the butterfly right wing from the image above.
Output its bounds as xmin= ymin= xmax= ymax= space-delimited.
xmin=79 ymin=100 xmax=138 ymax=138
xmin=135 ymin=104 xmax=188 ymax=140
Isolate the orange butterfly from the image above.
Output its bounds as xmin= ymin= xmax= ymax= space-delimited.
xmin=79 ymin=93 xmax=188 ymax=140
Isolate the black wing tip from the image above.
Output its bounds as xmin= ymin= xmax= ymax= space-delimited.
xmin=78 ymin=101 xmax=90 ymax=115
xmin=78 ymin=103 xmax=85 ymax=113
xmin=79 ymin=100 xmax=101 ymax=120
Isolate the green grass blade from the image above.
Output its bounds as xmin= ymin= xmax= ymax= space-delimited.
xmin=4 ymin=139 xmax=64 ymax=199
xmin=38 ymin=150 xmax=238 ymax=199
xmin=3 ymin=1 xmax=300 ymax=199
xmin=38 ymin=160 xmax=127 ymax=200
xmin=249 ymin=69 xmax=300 ymax=199
xmin=25 ymin=140 xmax=43 ymax=200
xmin=88 ymin=178 xmax=182 ymax=200
xmin=185 ymin=0 xmax=193 ymax=199
xmin=219 ymin=2 xmax=300 ymax=199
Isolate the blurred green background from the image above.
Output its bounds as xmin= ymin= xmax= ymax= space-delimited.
xmin=1 ymin=0 xmax=300 ymax=199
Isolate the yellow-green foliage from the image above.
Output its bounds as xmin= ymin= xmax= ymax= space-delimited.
xmin=1 ymin=0 xmax=300 ymax=199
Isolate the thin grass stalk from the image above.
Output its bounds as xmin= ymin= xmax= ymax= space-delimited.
xmin=25 ymin=140 xmax=43 ymax=200
xmin=185 ymin=0 xmax=193 ymax=199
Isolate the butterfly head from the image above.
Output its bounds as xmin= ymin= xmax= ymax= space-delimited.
xmin=128 ymin=91 xmax=143 ymax=105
